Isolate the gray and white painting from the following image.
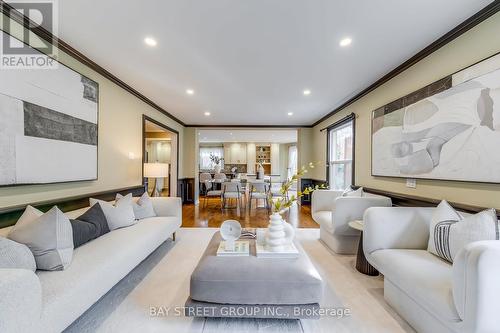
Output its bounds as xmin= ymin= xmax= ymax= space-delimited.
xmin=0 ymin=31 xmax=98 ymax=185
xmin=372 ymin=53 xmax=500 ymax=183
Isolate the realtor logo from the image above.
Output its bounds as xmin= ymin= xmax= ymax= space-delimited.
xmin=1 ymin=0 xmax=58 ymax=69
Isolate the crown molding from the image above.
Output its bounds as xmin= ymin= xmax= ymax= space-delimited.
xmin=311 ymin=1 xmax=500 ymax=127
xmin=1 ymin=1 xmax=498 ymax=129
xmin=0 ymin=1 xmax=185 ymax=126
xmin=186 ymin=124 xmax=311 ymax=128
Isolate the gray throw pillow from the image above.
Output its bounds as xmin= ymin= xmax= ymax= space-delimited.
xmin=89 ymin=196 xmax=136 ymax=230
xmin=70 ymin=203 xmax=110 ymax=248
xmin=8 ymin=206 xmax=74 ymax=271
xmin=116 ymin=192 xmax=156 ymax=220
xmin=0 ymin=237 xmax=36 ymax=272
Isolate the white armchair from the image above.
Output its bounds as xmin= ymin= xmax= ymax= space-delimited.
xmin=311 ymin=190 xmax=391 ymax=254
xmin=364 ymin=207 xmax=500 ymax=333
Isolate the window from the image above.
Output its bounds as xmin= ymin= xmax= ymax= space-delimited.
xmin=287 ymin=145 xmax=297 ymax=180
xmin=199 ymin=147 xmax=224 ymax=170
xmin=327 ymin=118 xmax=354 ymax=190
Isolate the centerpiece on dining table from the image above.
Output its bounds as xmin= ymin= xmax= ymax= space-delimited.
xmin=209 ymin=153 xmax=224 ymax=173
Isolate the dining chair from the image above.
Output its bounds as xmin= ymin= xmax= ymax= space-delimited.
xmin=214 ymin=173 xmax=227 ymax=181
xmin=213 ymin=173 xmax=226 ymax=190
xmin=249 ymin=182 xmax=270 ymax=211
xmin=246 ymin=174 xmax=257 ymax=183
xmin=270 ymin=180 xmax=287 ymax=200
xmin=221 ymin=182 xmax=241 ymax=209
xmin=199 ymin=172 xmax=213 ymax=195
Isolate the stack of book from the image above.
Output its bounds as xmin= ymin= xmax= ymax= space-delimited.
xmin=216 ymin=241 xmax=250 ymax=256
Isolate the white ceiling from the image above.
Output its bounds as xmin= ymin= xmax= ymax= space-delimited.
xmin=198 ymin=129 xmax=297 ymax=143
xmin=55 ymin=0 xmax=493 ymax=125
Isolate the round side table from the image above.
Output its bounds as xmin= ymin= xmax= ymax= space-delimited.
xmin=348 ymin=220 xmax=379 ymax=276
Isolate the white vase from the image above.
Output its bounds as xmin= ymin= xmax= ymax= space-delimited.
xmin=257 ymin=164 xmax=265 ymax=179
xmin=214 ymin=164 xmax=221 ymax=173
xmin=265 ymin=213 xmax=295 ymax=252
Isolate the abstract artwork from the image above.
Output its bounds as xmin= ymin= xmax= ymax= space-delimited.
xmin=372 ymin=53 xmax=500 ymax=183
xmin=0 ymin=31 xmax=98 ymax=185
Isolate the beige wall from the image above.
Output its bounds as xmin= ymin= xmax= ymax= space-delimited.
xmin=182 ymin=127 xmax=196 ymax=177
xmin=297 ymin=128 xmax=313 ymax=170
xmin=311 ymin=12 xmax=500 ymax=209
xmin=0 ymin=15 xmax=186 ymax=208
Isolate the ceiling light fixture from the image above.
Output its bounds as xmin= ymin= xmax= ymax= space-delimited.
xmin=186 ymin=89 xmax=195 ymax=95
xmin=303 ymin=89 xmax=311 ymax=96
xmin=144 ymin=37 xmax=157 ymax=47
xmin=339 ymin=37 xmax=352 ymax=47
xmin=204 ymin=111 xmax=211 ymax=116
xmin=287 ymin=112 xmax=293 ymax=116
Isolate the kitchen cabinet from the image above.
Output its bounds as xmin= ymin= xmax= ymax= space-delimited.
xmin=223 ymin=143 xmax=247 ymax=164
xmin=246 ymin=143 xmax=256 ymax=173
xmin=271 ymin=143 xmax=280 ymax=174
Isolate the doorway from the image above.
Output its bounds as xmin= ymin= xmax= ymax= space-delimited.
xmin=185 ymin=128 xmax=316 ymax=228
xmin=142 ymin=115 xmax=179 ymax=197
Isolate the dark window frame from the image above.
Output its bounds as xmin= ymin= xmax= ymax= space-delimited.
xmin=325 ymin=113 xmax=356 ymax=189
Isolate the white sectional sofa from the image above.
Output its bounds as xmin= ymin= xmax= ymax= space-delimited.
xmin=0 ymin=196 xmax=182 ymax=333
xmin=311 ymin=190 xmax=391 ymax=254
xmin=364 ymin=207 xmax=500 ymax=333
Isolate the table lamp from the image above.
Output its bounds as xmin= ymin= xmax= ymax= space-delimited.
xmin=144 ymin=163 xmax=169 ymax=197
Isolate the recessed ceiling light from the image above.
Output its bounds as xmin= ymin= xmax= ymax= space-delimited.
xmin=287 ymin=112 xmax=293 ymax=116
xmin=204 ymin=111 xmax=211 ymax=116
xmin=144 ymin=37 xmax=157 ymax=47
xmin=303 ymin=90 xmax=311 ymax=96
xmin=186 ymin=89 xmax=195 ymax=95
xmin=230 ymin=132 xmax=233 ymax=135
xmin=339 ymin=37 xmax=352 ymax=47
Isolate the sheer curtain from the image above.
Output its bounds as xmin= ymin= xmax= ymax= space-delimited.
xmin=287 ymin=145 xmax=297 ymax=180
xmin=199 ymin=147 xmax=224 ymax=170
xmin=328 ymin=121 xmax=353 ymax=190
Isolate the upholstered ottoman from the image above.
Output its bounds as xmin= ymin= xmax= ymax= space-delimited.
xmin=185 ymin=232 xmax=323 ymax=319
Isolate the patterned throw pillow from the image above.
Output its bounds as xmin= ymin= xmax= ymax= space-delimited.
xmin=428 ymin=200 xmax=499 ymax=263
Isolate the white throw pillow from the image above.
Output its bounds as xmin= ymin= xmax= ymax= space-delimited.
xmin=116 ymin=192 xmax=156 ymax=220
xmin=449 ymin=209 xmax=499 ymax=260
xmin=428 ymin=200 xmax=499 ymax=263
xmin=90 ymin=196 xmax=136 ymax=230
xmin=342 ymin=186 xmax=363 ymax=197
xmin=8 ymin=206 xmax=74 ymax=270
xmin=427 ymin=200 xmax=462 ymax=259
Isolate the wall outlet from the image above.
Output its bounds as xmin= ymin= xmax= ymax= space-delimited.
xmin=406 ymin=178 xmax=417 ymax=188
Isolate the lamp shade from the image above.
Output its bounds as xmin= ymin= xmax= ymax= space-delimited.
xmin=144 ymin=163 xmax=169 ymax=178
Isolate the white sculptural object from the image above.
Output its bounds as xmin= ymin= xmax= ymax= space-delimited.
xmin=265 ymin=213 xmax=295 ymax=252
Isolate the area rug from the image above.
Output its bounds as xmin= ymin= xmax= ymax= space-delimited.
xmin=65 ymin=228 xmax=414 ymax=333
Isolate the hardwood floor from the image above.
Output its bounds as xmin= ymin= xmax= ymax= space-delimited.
xmin=182 ymin=197 xmax=318 ymax=228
